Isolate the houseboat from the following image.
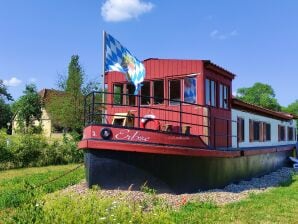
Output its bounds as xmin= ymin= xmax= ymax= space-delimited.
xmin=79 ymin=58 xmax=297 ymax=193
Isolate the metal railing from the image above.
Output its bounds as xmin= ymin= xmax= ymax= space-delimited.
xmin=83 ymin=91 xmax=238 ymax=149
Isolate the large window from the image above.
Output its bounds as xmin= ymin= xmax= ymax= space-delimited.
xmin=237 ymin=117 xmax=245 ymax=143
xmin=288 ymin=127 xmax=294 ymax=141
xmin=219 ymin=84 xmax=229 ymax=109
xmin=205 ymin=79 xmax=216 ymax=107
xmin=169 ymin=79 xmax=181 ymax=105
xmin=278 ymin=125 xmax=286 ymax=141
xmin=184 ymin=77 xmax=196 ymax=104
xmin=249 ymin=120 xmax=261 ymax=142
xmin=263 ymin=123 xmax=271 ymax=141
xmin=126 ymin=83 xmax=135 ymax=106
xmin=113 ymin=84 xmax=123 ymax=105
xmin=153 ymin=80 xmax=164 ymax=104
xmin=141 ymin=81 xmax=151 ymax=105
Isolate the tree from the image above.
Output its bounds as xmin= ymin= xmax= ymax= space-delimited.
xmin=13 ymin=84 xmax=42 ymax=133
xmin=0 ymin=80 xmax=13 ymax=101
xmin=47 ymin=55 xmax=99 ymax=135
xmin=236 ymin=82 xmax=281 ymax=111
xmin=0 ymin=80 xmax=13 ymax=130
xmin=283 ymin=100 xmax=298 ymax=115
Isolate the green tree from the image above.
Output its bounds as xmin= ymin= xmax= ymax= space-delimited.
xmin=13 ymin=84 xmax=42 ymax=133
xmin=47 ymin=55 xmax=99 ymax=135
xmin=236 ymin=82 xmax=281 ymax=111
xmin=0 ymin=80 xmax=13 ymax=129
xmin=0 ymin=80 xmax=13 ymax=101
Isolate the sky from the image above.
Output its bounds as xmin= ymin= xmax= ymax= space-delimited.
xmin=0 ymin=0 xmax=298 ymax=106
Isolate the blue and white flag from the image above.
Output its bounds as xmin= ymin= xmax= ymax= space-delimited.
xmin=104 ymin=32 xmax=146 ymax=94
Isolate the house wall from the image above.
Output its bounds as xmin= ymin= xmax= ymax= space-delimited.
xmin=231 ymin=108 xmax=297 ymax=148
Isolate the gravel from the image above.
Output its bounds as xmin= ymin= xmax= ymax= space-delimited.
xmin=62 ymin=167 xmax=294 ymax=208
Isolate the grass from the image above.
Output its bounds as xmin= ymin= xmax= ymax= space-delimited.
xmin=1 ymin=166 xmax=298 ymax=223
xmin=0 ymin=164 xmax=84 ymax=223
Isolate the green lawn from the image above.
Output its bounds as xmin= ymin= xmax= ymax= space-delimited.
xmin=0 ymin=164 xmax=84 ymax=223
xmin=1 ymin=166 xmax=298 ymax=224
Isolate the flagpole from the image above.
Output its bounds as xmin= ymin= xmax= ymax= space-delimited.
xmin=102 ymin=30 xmax=106 ymax=124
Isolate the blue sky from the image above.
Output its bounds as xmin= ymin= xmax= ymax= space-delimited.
xmin=0 ymin=0 xmax=297 ymax=106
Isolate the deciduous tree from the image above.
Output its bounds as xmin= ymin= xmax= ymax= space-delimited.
xmin=13 ymin=84 xmax=42 ymax=133
xmin=236 ymin=82 xmax=281 ymax=111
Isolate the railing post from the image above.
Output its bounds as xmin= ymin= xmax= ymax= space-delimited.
xmin=179 ymin=101 xmax=182 ymax=133
xmin=84 ymin=95 xmax=86 ymax=125
xmin=138 ymin=94 xmax=141 ymax=128
xmin=91 ymin=92 xmax=95 ymax=124
xmin=227 ymin=119 xmax=229 ymax=148
xmin=214 ymin=117 xmax=216 ymax=150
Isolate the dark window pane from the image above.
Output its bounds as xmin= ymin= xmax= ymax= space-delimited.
xmin=126 ymin=83 xmax=135 ymax=106
xmin=153 ymin=80 xmax=164 ymax=104
xmin=141 ymin=82 xmax=150 ymax=105
xmin=223 ymin=86 xmax=228 ymax=109
xmin=184 ymin=77 xmax=196 ymax=103
xmin=205 ymin=79 xmax=210 ymax=105
xmin=211 ymin=81 xmax=216 ymax=107
xmin=113 ymin=84 xmax=123 ymax=105
xmin=253 ymin=121 xmax=260 ymax=141
xmin=219 ymin=84 xmax=223 ymax=108
xmin=266 ymin=123 xmax=271 ymax=141
xmin=169 ymin=80 xmax=181 ymax=105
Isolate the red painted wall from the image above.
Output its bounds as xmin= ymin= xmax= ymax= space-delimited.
xmin=105 ymin=59 xmax=234 ymax=147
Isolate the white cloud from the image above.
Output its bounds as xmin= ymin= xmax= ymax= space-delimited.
xmin=210 ymin=29 xmax=238 ymax=40
xmin=3 ymin=77 xmax=22 ymax=87
xmin=101 ymin=0 xmax=154 ymax=22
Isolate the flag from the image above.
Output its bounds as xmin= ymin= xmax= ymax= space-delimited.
xmin=104 ymin=32 xmax=146 ymax=95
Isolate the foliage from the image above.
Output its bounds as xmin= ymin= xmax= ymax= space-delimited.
xmin=0 ymin=98 xmax=13 ymax=129
xmin=46 ymin=55 xmax=99 ymax=134
xmin=12 ymin=84 xmax=42 ymax=133
xmin=0 ymin=130 xmax=83 ymax=170
xmin=282 ymin=100 xmax=298 ymax=116
xmin=236 ymin=82 xmax=281 ymax=111
xmin=0 ymin=79 xmax=13 ymax=101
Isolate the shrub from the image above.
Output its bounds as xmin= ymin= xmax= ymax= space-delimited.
xmin=0 ymin=130 xmax=83 ymax=170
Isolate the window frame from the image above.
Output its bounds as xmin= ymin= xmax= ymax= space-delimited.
xmin=169 ymin=79 xmax=182 ymax=106
xmin=183 ymin=76 xmax=197 ymax=104
xmin=219 ymin=83 xmax=229 ymax=109
xmin=113 ymin=83 xmax=124 ymax=106
xmin=153 ymin=79 xmax=164 ymax=105
xmin=278 ymin=125 xmax=286 ymax=141
xmin=140 ymin=81 xmax=151 ymax=105
xmin=237 ymin=117 xmax=245 ymax=143
xmin=205 ymin=78 xmax=217 ymax=107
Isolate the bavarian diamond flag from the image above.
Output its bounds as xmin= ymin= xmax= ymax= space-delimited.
xmin=104 ymin=32 xmax=146 ymax=94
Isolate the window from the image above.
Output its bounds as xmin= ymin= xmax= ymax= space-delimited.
xmin=288 ymin=127 xmax=294 ymax=141
xmin=237 ymin=117 xmax=245 ymax=142
xmin=205 ymin=79 xmax=216 ymax=107
xmin=126 ymin=83 xmax=135 ymax=106
xmin=249 ymin=120 xmax=262 ymax=142
xmin=153 ymin=80 xmax=164 ymax=104
xmin=263 ymin=123 xmax=271 ymax=141
xmin=219 ymin=84 xmax=229 ymax=109
xmin=184 ymin=77 xmax=196 ymax=104
xmin=278 ymin=125 xmax=285 ymax=141
xmin=113 ymin=84 xmax=123 ymax=105
xmin=141 ymin=81 xmax=151 ymax=105
xmin=169 ymin=79 xmax=181 ymax=105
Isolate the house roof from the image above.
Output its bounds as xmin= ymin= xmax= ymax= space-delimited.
xmin=232 ymin=97 xmax=298 ymax=121
xmin=38 ymin=88 xmax=65 ymax=105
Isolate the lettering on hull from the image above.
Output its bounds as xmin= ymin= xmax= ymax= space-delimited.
xmin=115 ymin=129 xmax=150 ymax=142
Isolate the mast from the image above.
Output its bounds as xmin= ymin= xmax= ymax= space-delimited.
xmin=102 ymin=30 xmax=106 ymax=124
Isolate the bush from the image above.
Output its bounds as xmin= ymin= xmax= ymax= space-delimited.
xmin=0 ymin=129 xmax=83 ymax=170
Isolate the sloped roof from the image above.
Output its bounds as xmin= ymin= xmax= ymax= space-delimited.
xmin=232 ymin=97 xmax=298 ymax=121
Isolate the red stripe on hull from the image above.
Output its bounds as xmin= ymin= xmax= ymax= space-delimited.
xmin=79 ymin=139 xmax=240 ymax=158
